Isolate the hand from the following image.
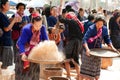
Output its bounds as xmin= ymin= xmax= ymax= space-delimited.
xmin=88 ymin=38 xmax=94 ymax=43
xmin=86 ymin=49 xmax=91 ymax=56
xmin=14 ymin=16 xmax=22 ymax=23
xmin=21 ymin=53 xmax=28 ymax=61
xmin=112 ymin=47 xmax=117 ymax=52
xmin=112 ymin=48 xmax=120 ymax=54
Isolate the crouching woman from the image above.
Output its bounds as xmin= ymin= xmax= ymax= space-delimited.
xmin=15 ymin=12 xmax=48 ymax=80
xmin=80 ymin=17 xmax=117 ymax=80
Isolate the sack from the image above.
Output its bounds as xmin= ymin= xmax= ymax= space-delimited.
xmin=0 ymin=28 xmax=3 ymax=37
xmin=12 ymin=30 xmax=20 ymax=40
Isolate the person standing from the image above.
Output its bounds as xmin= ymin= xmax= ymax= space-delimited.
xmin=77 ymin=8 xmax=87 ymax=22
xmin=0 ymin=0 xmax=21 ymax=69
xmin=84 ymin=14 xmax=95 ymax=34
xmin=109 ymin=12 xmax=120 ymax=49
xmin=11 ymin=2 xmax=30 ymax=63
xmin=59 ymin=12 xmax=84 ymax=79
xmin=47 ymin=6 xmax=58 ymax=27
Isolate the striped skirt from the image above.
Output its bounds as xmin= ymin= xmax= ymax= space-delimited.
xmin=15 ymin=54 xmax=40 ymax=80
xmin=0 ymin=46 xmax=14 ymax=68
xmin=80 ymin=50 xmax=101 ymax=77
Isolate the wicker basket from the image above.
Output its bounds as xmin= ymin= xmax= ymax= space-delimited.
xmin=101 ymin=58 xmax=113 ymax=69
xmin=44 ymin=67 xmax=63 ymax=80
xmin=40 ymin=64 xmax=58 ymax=79
xmin=48 ymin=76 xmax=69 ymax=80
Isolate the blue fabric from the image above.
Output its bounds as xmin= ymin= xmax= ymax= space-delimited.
xmin=17 ymin=23 xmax=49 ymax=53
xmin=82 ymin=24 xmax=111 ymax=49
xmin=84 ymin=21 xmax=94 ymax=34
xmin=47 ymin=16 xmax=57 ymax=27
xmin=0 ymin=12 xmax=12 ymax=46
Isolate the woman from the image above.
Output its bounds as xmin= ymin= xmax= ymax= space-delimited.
xmin=0 ymin=0 xmax=21 ymax=69
xmin=80 ymin=17 xmax=117 ymax=80
xmin=47 ymin=6 xmax=58 ymax=27
xmin=11 ymin=2 xmax=30 ymax=63
xmin=15 ymin=12 xmax=48 ymax=80
xmin=59 ymin=12 xmax=84 ymax=79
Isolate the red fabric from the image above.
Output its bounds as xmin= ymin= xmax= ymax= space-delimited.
xmin=65 ymin=13 xmax=84 ymax=33
xmin=12 ymin=30 xmax=20 ymax=40
xmin=30 ymin=30 xmax=40 ymax=45
xmin=32 ymin=13 xmax=40 ymax=18
xmin=23 ymin=30 xmax=40 ymax=69
xmin=23 ymin=45 xmax=34 ymax=69
xmin=88 ymin=28 xmax=102 ymax=43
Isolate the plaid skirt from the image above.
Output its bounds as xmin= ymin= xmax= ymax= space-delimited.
xmin=0 ymin=46 xmax=14 ymax=68
xmin=80 ymin=50 xmax=101 ymax=77
xmin=15 ymin=54 xmax=40 ymax=80
xmin=64 ymin=38 xmax=82 ymax=64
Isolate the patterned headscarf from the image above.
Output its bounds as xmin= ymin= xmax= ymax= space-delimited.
xmin=65 ymin=12 xmax=84 ymax=33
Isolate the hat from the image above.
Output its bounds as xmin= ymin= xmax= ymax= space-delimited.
xmin=32 ymin=12 xmax=40 ymax=18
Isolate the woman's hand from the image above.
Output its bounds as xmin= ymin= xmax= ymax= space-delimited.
xmin=21 ymin=53 xmax=28 ymax=61
xmin=14 ymin=16 xmax=22 ymax=23
xmin=86 ymin=49 xmax=91 ymax=56
xmin=83 ymin=43 xmax=91 ymax=56
xmin=108 ymin=43 xmax=120 ymax=54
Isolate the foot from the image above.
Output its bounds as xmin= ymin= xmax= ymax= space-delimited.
xmin=75 ymin=74 xmax=80 ymax=80
xmin=67 ymin=76 xmax=72 ymax=80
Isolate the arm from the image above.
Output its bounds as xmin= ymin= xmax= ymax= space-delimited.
xmin=17 ymin=28 xmax=29 ymax=54
xmin=4 ymin=16 xmax=22 ymax=32
xmin=83 ymin=43 xmax=91 ymax=56
xmin=82 ymin=27 xmax=93 ymax=56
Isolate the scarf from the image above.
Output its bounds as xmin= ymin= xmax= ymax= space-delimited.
xmin=65 ymin=12 xmax=84 ymax=33
xmin=30 ymin=30 xmax=40 ymax=45
xmin=88 ymin=28 xmax=102 ymax=43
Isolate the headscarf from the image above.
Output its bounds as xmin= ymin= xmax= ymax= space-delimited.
xmin=65 ymin=12 xmax=84 ymax=33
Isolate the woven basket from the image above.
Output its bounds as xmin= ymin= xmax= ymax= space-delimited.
xmin=48 ymin=76 xmax=69 ymax=80
xmin=101 ymin=58 xmax=113 ymax=69
xmin=44 ymin=67 xmax=63 ymax=80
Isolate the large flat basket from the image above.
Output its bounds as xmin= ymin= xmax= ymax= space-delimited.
xmin=28 ymin=58 xmax=62 ymax=64
xmin=90 ymin=48 xmax=120 ymax=58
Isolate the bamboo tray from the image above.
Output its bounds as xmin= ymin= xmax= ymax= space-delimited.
xmin=28 ymin=58 xmax=62 ymax=64
xmin=90 ymin=48 xmax=120 ymax=58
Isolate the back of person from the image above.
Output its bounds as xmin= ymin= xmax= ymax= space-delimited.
xmin=84 ymin=14 xmax=95 ymax=34
xmin=67 ymin=19 xmax=83 ymax=40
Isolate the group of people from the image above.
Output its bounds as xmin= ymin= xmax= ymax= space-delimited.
xmin=0 ymin=0 xmax=120 ymax=80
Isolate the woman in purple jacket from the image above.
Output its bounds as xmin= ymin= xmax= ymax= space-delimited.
xmin=15 ymin=12 xmax=48 ymax=80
